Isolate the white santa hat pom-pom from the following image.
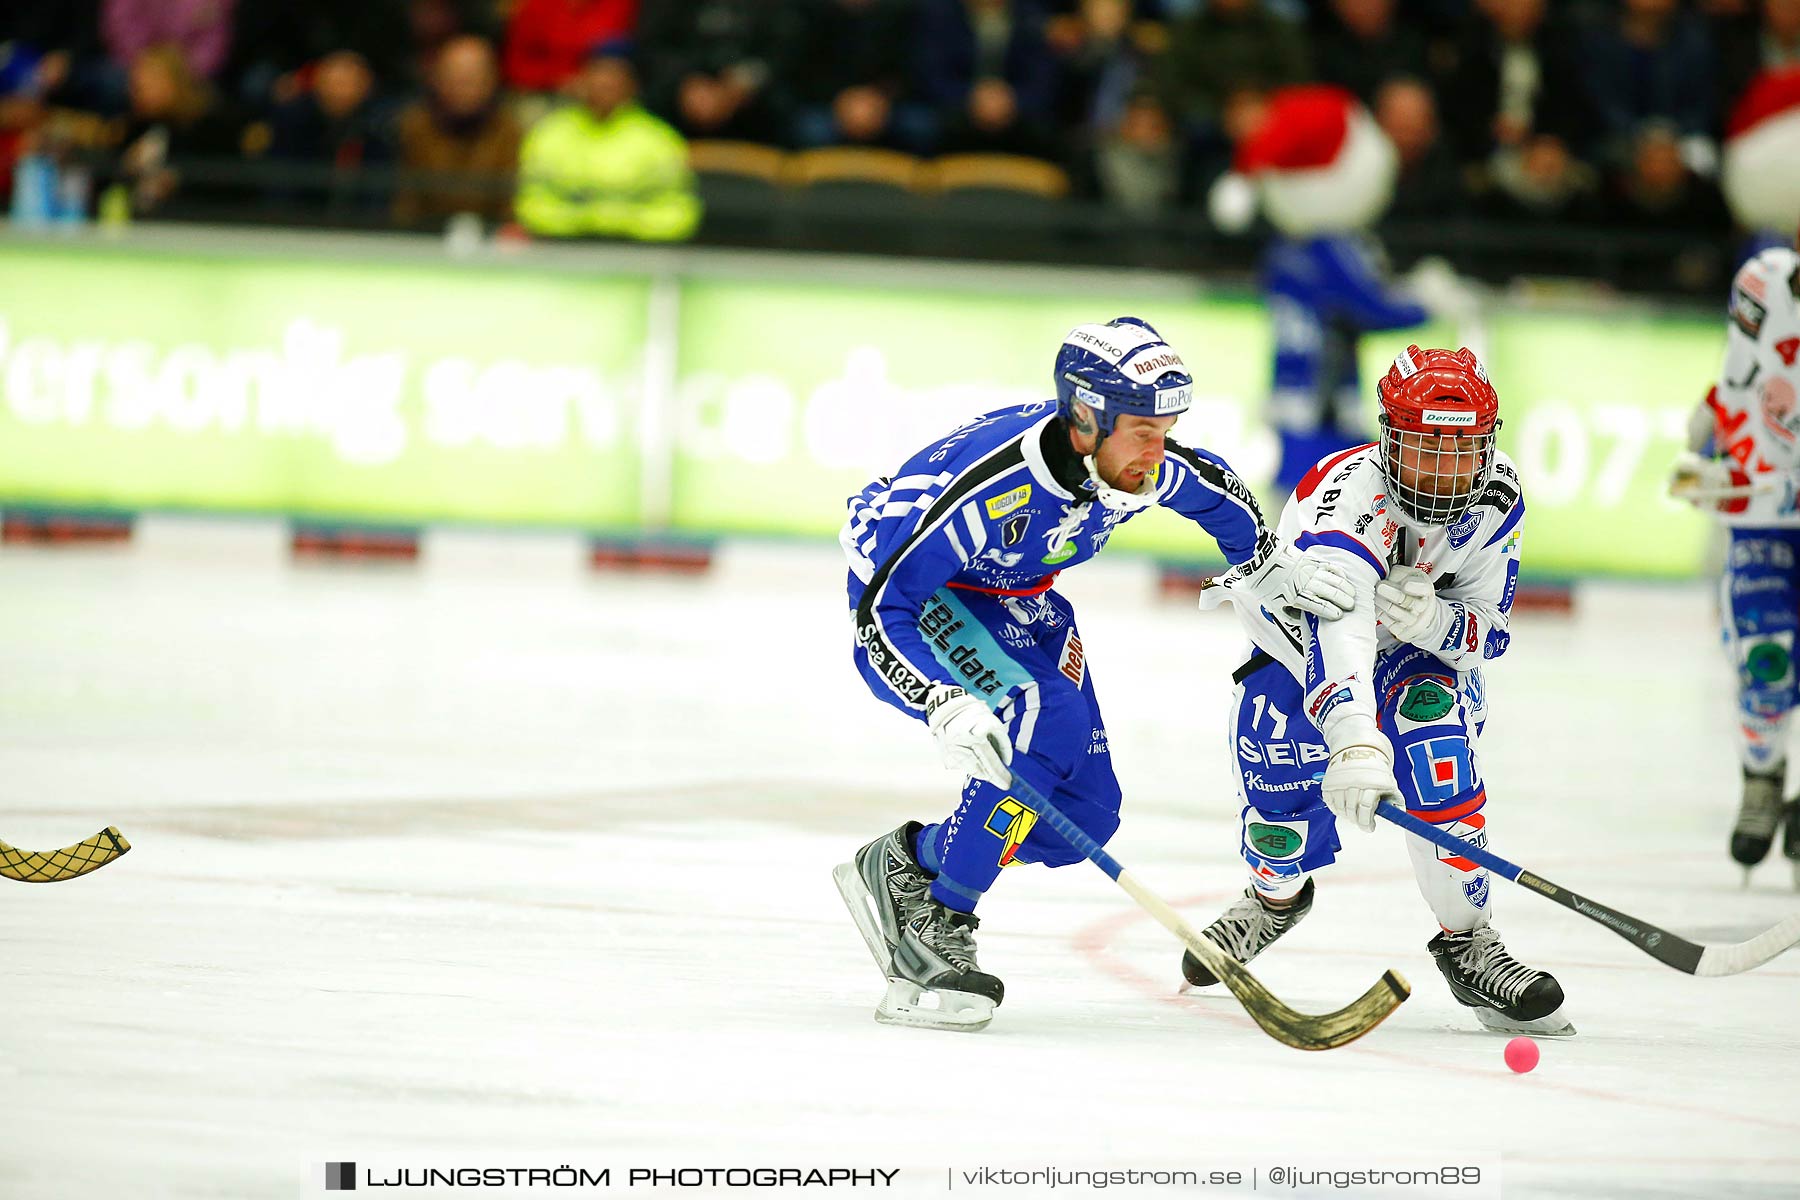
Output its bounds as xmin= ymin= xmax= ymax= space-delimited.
xmin=1722 ymin=68 xmax=1800 ymax=236
xmin=1208 ymin=173 xmax=1259 ymax=234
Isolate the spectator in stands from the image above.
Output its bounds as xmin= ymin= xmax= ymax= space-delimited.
xmin=786 ymin=0 xmax=920 ymax=150
xmin=914 ymin=0 xmax=1058 ymax=157
xmin=103 ymin=0 xmax=236 ymax=83
xmin=515 ymin=41 xmax=700 ymax=241
xmin=1046 ymin=0 xmax=1141 ymax=133
xmin=267 ymin=50 xmax=391 ymax=179
xmin=1608 ymin=120 xmax=1731 ymax=229
xmin=2 ymin=0 xmax=114 ymax=113
xmin=395 ymin=36 xmax=522 ymax=227
xmin=1154 ymin=0 xmax=1307 ymax=193
xmin=1375 ymin=75 xmax=1466 ymax=219
xmin=1093 ymin=87 xmax=1179 ymax=216
xmin=1610 ymin=119 xmax=1733 ymax=290
xmin=228 ymin=1 xmax=492 ymax=112
xmin=1049 ymin=0 xmax=1165 ymax=194
xmin=1313 ymin=0 xmax=1429 ymax=104
xmin=1156 ymin=0 xmax=1309 ymax=131
xmin=638 ymin=0 xmax=791 ymax=144
xmin=1433 ymin=0 xmax=1594 ymax=169
xmin=1584 ymin=0 xmax=1718 ymax=167
xmin=408 ymin=1 xmax=503 ymax=85
xmin=0 ymin=49 xmax=46 ymax=196
xmin=1476 ymin=129 xmax=1603 ymax=224
xmin=110 ymin=44 xmax=243 ymax=215
xmin=503 ymin=0 xmax=639 ymax=95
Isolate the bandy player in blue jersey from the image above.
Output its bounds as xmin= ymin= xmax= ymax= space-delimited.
xmin=1186 ymin=345 xmax=1575 ymax=1037
xmin=831 ymin=317 xmax=1356 ymax=1031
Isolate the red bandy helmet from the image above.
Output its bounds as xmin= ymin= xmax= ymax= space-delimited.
xmin=1376 ymin=345 xmax=1502 ymax=526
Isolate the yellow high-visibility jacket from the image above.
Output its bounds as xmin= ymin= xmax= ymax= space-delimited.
xmin=516 ymin=102 xmax=701 ymax=242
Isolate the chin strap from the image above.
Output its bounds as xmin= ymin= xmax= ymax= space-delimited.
xmin=1082 ymin=453 xmax=1158 ymax=513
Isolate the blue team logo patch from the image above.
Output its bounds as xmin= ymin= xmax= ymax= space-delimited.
xmin=1464 ymin=875 xmax=1490 ymax=908
xmin=1483 ymin=627 xmax=1511 ymax=659
xmin=1002 ymin=513 xmax=1030 ymax=547
xmin=1446 ymin=511 xmax=1481 ymax=549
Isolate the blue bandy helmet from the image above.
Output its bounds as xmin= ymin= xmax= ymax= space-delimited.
xmin=1053 ymin=316 xmax=1194 ymax=439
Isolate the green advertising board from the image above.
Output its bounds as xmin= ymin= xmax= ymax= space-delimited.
xmin=0 ymin=243 xmax=649 ymax=526
xmin=0 ymin=236 xmax=1727 ymax=577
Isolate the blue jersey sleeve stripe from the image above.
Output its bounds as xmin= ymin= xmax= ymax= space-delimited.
xmin=960 ymin=501 xmax=989 ymax=555
xmin=1297 ymin=529 xmax=1386 ymax=577
xmin=1172 ymin=444 xmax=1266 ymax=523
xmin=1481 ymin=497 xmax=1525 ymax=548
xmin=1164 ymin=442 xmax=1267 ymax=563
xmin=944 ymin=522 xmax=970 ymax=564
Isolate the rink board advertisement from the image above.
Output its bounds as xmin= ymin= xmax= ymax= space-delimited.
xmin=0 ymin=244 xmax=649 ymax=526
xmin=0 ymin=240 xmax=1715 ymax=575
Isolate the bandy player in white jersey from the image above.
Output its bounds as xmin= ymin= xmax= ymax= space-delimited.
xmin=1669 ymin=234 xmax=1800 ymax=882
xmin=1188 ymin=344 xmax=1574 ymax=1036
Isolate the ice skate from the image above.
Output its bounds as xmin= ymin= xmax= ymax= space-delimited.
xmin=833 ymin=822 xmax=1004 ymax=1032
xmin=1732 ymin=767 xmax=1784 ymax=880
xmin=1428 ymin=925 xmax=1574 ymax=1036
xmin=1782 ymin=799 xmax=1800 ymax=891
xmin=1180 ymin=878 xmax=1315 ymax=990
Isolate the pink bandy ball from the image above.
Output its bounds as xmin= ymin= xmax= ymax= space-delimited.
xmin=1504 ymin=1037 xmax=1540 ymax=1074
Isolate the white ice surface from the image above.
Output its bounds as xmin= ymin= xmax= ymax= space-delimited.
xmin=0 ymin=536 xmax=1796 ymax=1199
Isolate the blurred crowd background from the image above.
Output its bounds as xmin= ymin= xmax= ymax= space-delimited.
xmin=2 ymin=0 xmax=1793 ymax=296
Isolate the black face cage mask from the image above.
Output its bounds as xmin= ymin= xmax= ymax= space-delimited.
xmin=1378 ymin=418 xmax=1501 ymax=526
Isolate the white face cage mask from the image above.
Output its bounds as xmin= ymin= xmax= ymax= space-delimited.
xmin=1378 ymin=421 xmax=1499 ymax=526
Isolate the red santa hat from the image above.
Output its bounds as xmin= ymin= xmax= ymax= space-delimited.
xmin=1208 ymin=85 xmax=1397 ymax=236
xmin=1722 ymin=67 xmax=1800 ymax=238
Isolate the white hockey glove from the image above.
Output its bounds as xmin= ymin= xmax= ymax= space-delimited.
xmin=1199 ymin=542 xmax=1355 ymax=620
xmin=1373 ymin=564 xmax=1450 ymax=647
xmin=1666 ymin=451 xmax=1737 ymax=505
xmin=1322 ymin=725 xmax=1401 ymax=834
xmin=925 ymin=684 xmax=1012 ymax=788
